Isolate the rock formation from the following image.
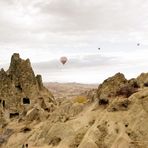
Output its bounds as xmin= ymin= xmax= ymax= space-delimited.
xmin=97 ymin=73 xmax=128 ymax=99
xmin=137 ymin=72 xmax=148 ymax=87
xmin=0 ymin=53 xmax=55 ymax=124
xmin=97 ymin=73 xmax=139 ymax=101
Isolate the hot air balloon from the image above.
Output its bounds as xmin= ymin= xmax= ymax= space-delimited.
xmin=137 ymin=43 xmax=140 ymax=46
xmin=60 ymin=56 xmax=68 ymax=65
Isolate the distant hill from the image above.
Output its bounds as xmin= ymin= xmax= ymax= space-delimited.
xmin=44 ymin=82 xmax=98 ymax=99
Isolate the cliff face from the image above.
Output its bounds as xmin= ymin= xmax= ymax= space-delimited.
xmin=0 ymin=53 xmax=55 ymax=120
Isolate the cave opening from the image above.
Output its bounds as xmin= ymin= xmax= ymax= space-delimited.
xmin=15 ymin=84 xmax=22 ymax=92
xmin=23 ymin=97 xmax=30 ymax=104
xmin=2 ymin=100 xmax=5 ymax=108
xmin=99 ymin=98 xmax=109 ymax=105
xmin=144 ymin=82 xmax=148 ymax=87
xmin=10 ymin=112 xmax=19 ymax=118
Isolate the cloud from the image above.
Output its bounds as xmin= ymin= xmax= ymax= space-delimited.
xmin=28 ymin=0 xmax=148 ymax=32
xmin=0 ymin=0 xmax=148 ymax=49
xmin=1 ymin=0 xmax=148 ymax=37
xmin=32 ymin=54 xmax=117 ymax=72
xmin=0 ymin=0 xmax=148 ymax=83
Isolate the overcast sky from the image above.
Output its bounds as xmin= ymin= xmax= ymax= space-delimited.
xmin=0 ymin=0 xmax=148 ymax=83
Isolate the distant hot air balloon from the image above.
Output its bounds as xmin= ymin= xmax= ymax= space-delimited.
xmin=137 ymin=43 xmax=140 ymax=46
xmin=60 ymin=56 xmax=68 ymax=65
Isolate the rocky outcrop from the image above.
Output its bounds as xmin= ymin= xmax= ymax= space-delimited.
xmin=97 ymin=73 xmax=140 ymax=102
xmin=136 ymin=72 xmax=148 ymax=87
xmin=8 ymin=53 xmax=37 ymax=97
xmin=97 ymin=73 xmax=127 ymax=99
xmin=0 ymin=53 xmax=55 ymax=123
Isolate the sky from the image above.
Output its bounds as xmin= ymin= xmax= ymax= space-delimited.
xmin=0 ymin=0 xmax=148 ymax=83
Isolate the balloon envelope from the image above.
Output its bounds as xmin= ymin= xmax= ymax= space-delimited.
xmin=60 ymin=56 xmax=68 ymax=65
xmin=137 ymin=43 xmax=140 ymax=46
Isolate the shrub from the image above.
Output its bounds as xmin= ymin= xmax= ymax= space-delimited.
xmin=73 ymin=96 xmax=88 ymax=104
